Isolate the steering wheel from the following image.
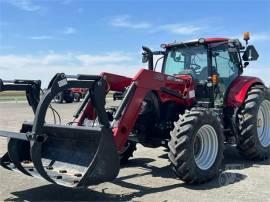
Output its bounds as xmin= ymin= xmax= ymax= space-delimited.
xmin=190 ymin=63 xmax=201 ymax=72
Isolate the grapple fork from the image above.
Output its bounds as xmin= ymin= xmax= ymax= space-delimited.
xmin=0 ymin=73 xmax=120 ymax=187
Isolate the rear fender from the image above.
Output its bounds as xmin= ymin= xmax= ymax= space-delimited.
xmin=226 ymin=76 xmax=264 ymax=107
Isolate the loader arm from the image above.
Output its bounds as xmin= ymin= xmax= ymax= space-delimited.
xmin=0 ymin=79 xmax=41 ymax=113
xmin=75 ymin=69 xmax=195 ymax=151
xmin=103 ymin=69 xmax=195 ymax=151
xmin=71 ymin=69 xmax=194 ymax=151
xmin=0 ymin=70 xmax=194 ymax=188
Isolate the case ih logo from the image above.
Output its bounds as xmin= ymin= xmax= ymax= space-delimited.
xmin=154 ymin=73 xmax=164 ymax=81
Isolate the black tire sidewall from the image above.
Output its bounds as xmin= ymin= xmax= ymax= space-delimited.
xmin=64 ymin=92 xmax=74 ymax=103
xmin=169 ymin=108 xmax=224 ymax=183
xmin=55 ymin=92 xmax=64 ymax=103
xmin=74 ymin=93 xmax=81 ymax=102
xmin=188 ymin=111 xmax=224 ymax=178
xmin=241 ymin=89 xmax=270 ymax=154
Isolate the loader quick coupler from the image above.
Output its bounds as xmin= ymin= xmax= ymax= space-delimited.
xmin=0 ymin=73 xmax=120 ymax=188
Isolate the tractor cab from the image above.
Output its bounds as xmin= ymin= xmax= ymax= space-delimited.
xmin=143 ymin=33 xmax=259 ymax=107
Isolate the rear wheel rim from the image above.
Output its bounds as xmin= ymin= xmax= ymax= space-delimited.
xmin=257 ymin=100 xmax=270 ymax=147
xmin=55 ymin=93 xmax=62 ymax=102
xmin=193 ymin=125 xmax=218 ymax=170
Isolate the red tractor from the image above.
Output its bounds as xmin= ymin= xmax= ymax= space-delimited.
xmin=54 ymin=88 xmax=88 ymax=103
xmin=0 ymin=33 xmax=269 ymax=188
xmin=71 ymin=88 xmax=88 ymax=102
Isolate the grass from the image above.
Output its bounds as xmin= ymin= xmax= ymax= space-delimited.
xmin=0 ymin=91 xmax=26 ymax=96
xmin=0 ymin=91 xmax=26 ymax=102
xmin=0 ymin=91 xmax=114 ymax=102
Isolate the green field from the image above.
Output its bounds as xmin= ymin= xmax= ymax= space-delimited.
xmin=0 ymin=91 xmax=114 ymax=102
xmin=0 ymin=91 xmax=26 ymax=102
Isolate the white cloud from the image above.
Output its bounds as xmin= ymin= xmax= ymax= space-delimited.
xmin=5 ymin=0 xmax=41 ymax=11
xmin=244 ymin=65 xmax=270 ymax=86
xmin=110 ymin=15 xmax=152 ymax=29
xmin=0 ymin=52 xmax=142 ymax=86
xmin=231 ymin=33 xmax=270 ymax=43
xmin=29 ymin=35 xmax=54 ymax=40
xmin=110 ymin=15 xmax=203 ymax=35
xmin=0 ymin=52 xmax=269 ymax=88
xmin=77 ymin=52 xmax=133 ymax=65
xmin=63 ymin=27 xmax=76 ymax=35
xmin=157 ymin=24 xmax=202 ymax=35
xmin=251 ymin=33 xmax=270 ymax=42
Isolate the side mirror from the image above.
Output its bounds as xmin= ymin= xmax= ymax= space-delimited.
xmin=142 ymin=53 xmax=148 ymax=63
xmin=242 ymin=45 xmax=259 ymax=61
xmin=142 ymin=46 xmax=154 ymax=70
xmin=244 ymin=62 xmax=249 ymax=68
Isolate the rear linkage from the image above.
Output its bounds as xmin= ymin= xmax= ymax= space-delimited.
xmin=0 ymin=73 xmax=119 ymax=188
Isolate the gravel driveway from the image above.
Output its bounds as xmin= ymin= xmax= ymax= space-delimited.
xmin=0 ymin=103 xmax=269 ymax=201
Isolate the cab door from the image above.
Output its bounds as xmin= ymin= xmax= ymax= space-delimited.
xmin=211 ymin=45 xmax=240 ymax=106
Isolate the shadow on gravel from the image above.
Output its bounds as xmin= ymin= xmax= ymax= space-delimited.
xmin=5 ymin=185 xmax=112 ymax=201
xmin=5 ymin=146 xmax=269 ymax=201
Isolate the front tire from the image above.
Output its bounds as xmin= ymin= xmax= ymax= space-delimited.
xmin=64 ymin=92 xmax=74 ymax=103
xmin=54 ymin=92 xmax=64 ymax=103
xmin=168 ymin=108 xmax=224 ymax=184
xmin=74 ymin=93 xmax=81 ymax=102
xmin=237 ymin=85 xmax=270 ymax=160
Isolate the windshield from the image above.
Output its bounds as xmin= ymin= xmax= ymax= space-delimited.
xmin=163 ymin=45 xmax=208 ymax=80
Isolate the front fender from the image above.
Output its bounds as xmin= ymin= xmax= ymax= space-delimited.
xmin=225 ymin=76 xmax=264 ymax=107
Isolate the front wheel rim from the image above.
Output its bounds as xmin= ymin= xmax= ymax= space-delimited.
xmin=193 ymin=125 xmax=219 ymax=170
xmin=257 ymin=100 xmax=270 ymax=147
xmin=55 ymin=96 xmax=60 ymax=101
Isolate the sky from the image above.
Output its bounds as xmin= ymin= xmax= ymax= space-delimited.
xmin=0 ymin=0 xmax=270 ymax=86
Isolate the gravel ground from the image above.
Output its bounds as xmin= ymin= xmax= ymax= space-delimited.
xmin=0 ymin=102 xmax=270 ymax=202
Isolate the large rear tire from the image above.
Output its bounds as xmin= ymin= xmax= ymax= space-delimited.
xmin=237 ymin=85 xmax=270 ymax=160
xmin=168 ymin=108 xmax=224 ymax=184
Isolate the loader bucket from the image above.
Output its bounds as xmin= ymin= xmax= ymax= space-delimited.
xmin=0 ymin=73 xmax=120 ymax=188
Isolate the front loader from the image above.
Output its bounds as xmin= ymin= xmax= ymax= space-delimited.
xmin=0 ymin=32 xmax=269 ymax=188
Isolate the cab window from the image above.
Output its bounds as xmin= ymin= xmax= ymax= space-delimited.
xmin=212 ymin=48 xmax=239 ymax=89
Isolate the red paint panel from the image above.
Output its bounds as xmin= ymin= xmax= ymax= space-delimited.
xmin=70 ymin=88 xmax=88 ymax=94
xmin=226 ymin=76 xmax=264 ymax=107
xmin=77 ymin=69 xmax=195 ymax=151
xmin=101 ymin=72 xmax=132 ymax=92
xmin=205 ymin=38 xmax=228 ymax=43
xmin=112 ymin=69 xmax=195 ymax=150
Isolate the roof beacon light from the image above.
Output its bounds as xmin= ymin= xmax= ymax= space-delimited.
xmin=243 ymin=32 xmax=250 ymax=45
